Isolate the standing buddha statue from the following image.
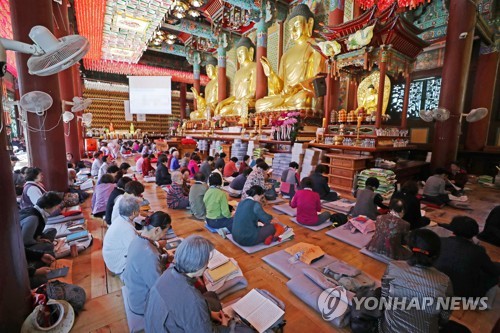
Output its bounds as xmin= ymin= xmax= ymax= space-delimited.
xmin=190 ymin=55 xmax=219 ymax=120
xmin=256 ymin=4 xmax=324 ymax=113
xmin=215 ymin=37 xmax=257 ymax=122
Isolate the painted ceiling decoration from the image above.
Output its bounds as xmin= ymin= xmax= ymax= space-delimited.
xmin=356 ymin=0 xmax=431 ymax=11
xmin=101 ymin=0 xmax=172 ymax=63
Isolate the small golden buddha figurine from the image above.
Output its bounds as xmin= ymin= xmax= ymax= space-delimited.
xmin=190 ymin=87 xmax=207 ymax=120
xmin=190 ymin=56 xmax=219 ymax=120
xmin=215 ymin=37 xmax=256 ymax=122
xmin=357 ymin=70 xmax=391 ymax=115
xmin=256 ymin=4 xmax=324 ymax=113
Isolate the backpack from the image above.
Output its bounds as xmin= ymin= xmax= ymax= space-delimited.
xmin=264 ymin=187 xmax=278 ymax=201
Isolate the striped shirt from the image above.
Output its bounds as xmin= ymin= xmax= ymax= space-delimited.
xmin=379 ymin=261 xmax=452 ymax=333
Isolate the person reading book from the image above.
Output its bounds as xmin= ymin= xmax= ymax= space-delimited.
xmin=351 ymin=177 xmax=388 ymax=220
xmin=232 ymin=185 xmax=279 ymax=246
xmin=20 ymin=191 xmax=62 ymax=254
xmin=123 ymin=211 xmax=172 ymax=315
xmin=144 ymin=235 xmax=232 ymax=332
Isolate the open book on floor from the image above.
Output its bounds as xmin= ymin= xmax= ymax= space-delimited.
xmin=230 ymin=289 xmax=285 ymax=333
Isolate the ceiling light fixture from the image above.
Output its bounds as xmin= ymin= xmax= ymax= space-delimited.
xmin=189 ymin=0 xmax=205 ymax=8
xmin=188 ymin=9 xmax=200 ymax=18
xmin=171 ymin=0 xmax=189 ymax=19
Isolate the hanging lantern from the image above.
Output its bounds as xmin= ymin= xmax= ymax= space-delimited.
xmin=356 ymin=0 xmax=430 ymax=11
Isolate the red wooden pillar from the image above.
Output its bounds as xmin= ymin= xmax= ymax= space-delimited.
xmin=193 ymin=59 xmax=201 ymax=110
xmin=401 ymin=71 xmax=411 ymax=129
xmin=256 ymin=19 xmax=268 ymax=100
xmin=0 ymin=98 xmax=31 ymax=332
xmin=11 ymin=0 xmax=68 ymax=191
xmin=464 ymin=52 xmax=499 ymax=151
xmin=180 ymin=83 xmax=187 ymax=120
xmin=324 ymin=0 xmax=344 ymax=132
xmin=375 ymin=47 xmax=388 ymax=128
xmin=217 ymin=46 xmax=227 ymax=103
xmin=53 ymin=0 xmax=81 ymax=162
xmin=72 ymin=64 xmax=85 ymax=159
xmin=431 ymin=0 xmax=476 ymax=168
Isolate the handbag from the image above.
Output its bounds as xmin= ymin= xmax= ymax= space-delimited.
xmin=265 ymin=187 xmax=278 ymax=201
xmin=46 ymin=280 xmax=87 ymax=313
xmin=350 ymin=287 xmax=382 ymax=333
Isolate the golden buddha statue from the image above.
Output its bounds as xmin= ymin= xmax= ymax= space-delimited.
xmin=256 ymin=4 xmax=324 ymax=113
xmin=189 ymin=56 xmax=218 ymax=120
xmin=356 ymin=70 xmax=391 ymax=115
xmin=215 ymin=37 xmax=256 ymax=121
xmin=190 ymin=87 xmax=207 ymax=120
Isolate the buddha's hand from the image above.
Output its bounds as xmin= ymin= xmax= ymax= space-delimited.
xmin=260 ymin=57 xmax=273 ymax=77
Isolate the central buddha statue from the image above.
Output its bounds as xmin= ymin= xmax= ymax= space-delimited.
xmin=190 ymin=56 xmax=218 ymax=120
xmin=215 ymin=37 xmax=256 ymax=121
xmin=256 ymin=4 xmax=324 ymax=113
xmin=356 ymin=70 xmax=391 ymax=115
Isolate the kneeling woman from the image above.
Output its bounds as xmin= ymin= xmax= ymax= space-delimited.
xmin=232 ymin=185 xmax=277 ymax=246
xmin=144 ymin=235 xmax=230 ymax=332
xmin=290 ymin=177 xmax=331 ymax=226
xmin=123 ymin=211 xmax=172 ymax=315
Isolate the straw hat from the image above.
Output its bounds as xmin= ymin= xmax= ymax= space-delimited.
xmin=21 ymin=300 xmax=75 ymax=333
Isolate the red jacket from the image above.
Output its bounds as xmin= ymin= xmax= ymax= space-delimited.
xmin=223 ymin=161 xmax=238 ymax=177
xmin=142 ymin=158 xmax=155 ymax=176
xmin=290 ymin=188 xmax=322 ymax=226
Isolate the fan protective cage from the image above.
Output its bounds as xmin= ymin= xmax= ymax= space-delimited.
xmin=27 ymin=35 xmax=89 ymax=76
xmin=20 ymin=91 xmax=53 ymax=113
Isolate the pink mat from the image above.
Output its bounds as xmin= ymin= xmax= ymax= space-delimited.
xmin=290 ymin=217 xmax=330 ymax=231
xmin=226 ymin=234 xmax=291 ymax=254
xmin=325 ymin=227 xmax=373 ymax=249
xmin=272 ymin=203 xmax=297 ymax=217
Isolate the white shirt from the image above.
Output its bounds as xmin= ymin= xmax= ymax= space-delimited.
xmin=26 ymin=181 xmax=44 ymax=206
xmin=111 ymin=194 xmax=124 ymax=223
xmin=97 ymin=162 xmax=109 ymax=181
xmin=135 ymin=157 xmax=144 ymax=174
xmin=91 ymin=159 xmax=102 ymax=177
xmin=102 ymin=214 xmax=138 ymax=274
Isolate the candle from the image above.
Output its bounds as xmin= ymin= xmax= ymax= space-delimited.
xmin=322 ymin=117 xmax=327 ymax=128
xmin=357 ymin=116 xmax=363 ymax=127
xmin=258 ymin=120 xmax=262 ymax=130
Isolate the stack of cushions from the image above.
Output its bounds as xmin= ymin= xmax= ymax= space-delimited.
xmin=231 ymin=139 xmax=248 ymax=162
xmin=478 ymin=175 xmax=493 ymax=185
xmin=357 ymin=168 xmax=396 ymax=199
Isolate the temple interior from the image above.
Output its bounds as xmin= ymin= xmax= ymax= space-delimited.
xmin=1 ymin=0 xmax=499 ymax=332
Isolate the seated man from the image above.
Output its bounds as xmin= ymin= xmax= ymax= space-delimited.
xmin=310 ymin=165 xmax=338 ymax=202
xmin=434 ymin=216 xmax=499 ymax=298
xmin=103 ymin=194 xmax=141 ymax=277
xmin=422 ymin=168 xmax=451 ymax=206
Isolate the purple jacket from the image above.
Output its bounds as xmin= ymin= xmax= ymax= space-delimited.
xmin=92 ymin=183 xmax=116 ymax=215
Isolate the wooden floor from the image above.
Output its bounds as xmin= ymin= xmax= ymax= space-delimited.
xmin=69 ymin=160 xmax=500 ymax=333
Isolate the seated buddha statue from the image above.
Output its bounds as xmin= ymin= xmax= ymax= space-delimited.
xmin=190 ymin=87 xmax=207 ymax=120
xmin=356 ymin=70 xmax=391 ymax=115
xmin=190 ymin=56 xmax=219 ymax=120
xmin=256 ymin=4 xmax=324 ymax=113
xmin=215 ymin=37 xmax=257 ymax=122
